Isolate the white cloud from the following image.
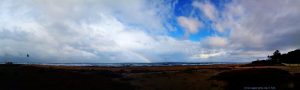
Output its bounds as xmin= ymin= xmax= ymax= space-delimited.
xmin=177 ymin=16 xmax=203 ymax=37
xmin=192 ymin=1 xmax=217 ymax=21
xmin=192 ymin=50 xmax=226 ymax=59
xmin=214 ymin=23 xmax=225 ymax=33
xmin=203 ymin=36 xmax=228 ymax=48
xmin=221 ymin=0 xmax=300 ymax=51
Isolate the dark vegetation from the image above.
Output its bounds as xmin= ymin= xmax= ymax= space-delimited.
xmin=0 ymin=64 xmax=135 ymax=90
xmin=250 ymin=49 xmax=300 ymax=65
xmin=0 ymin=64 xmax=300 ymax=90
xmin=294 ymin=73 xmax=300 ymax=89
xmin=212 ymin=68 xmax=294 ymax=90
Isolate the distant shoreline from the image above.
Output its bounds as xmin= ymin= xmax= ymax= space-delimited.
xmin=0 ymin=62 xmax=249 ymax=67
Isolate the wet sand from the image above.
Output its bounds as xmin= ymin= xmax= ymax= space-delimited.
xmin=0 ymin=64 xmax=299 ymax=90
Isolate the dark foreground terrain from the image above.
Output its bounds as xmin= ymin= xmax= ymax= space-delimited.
xmin=0 ymin=64 xmax=300 ymax=90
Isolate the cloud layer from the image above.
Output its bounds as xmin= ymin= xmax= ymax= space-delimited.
xmin=1 ymin=0 xmax=300 ymax=63
xmin=0 ymin=0 xmax=200 ymax=63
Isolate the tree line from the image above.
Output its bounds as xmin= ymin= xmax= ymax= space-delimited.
xmin=252 ymin=49 xmax=300 ymax=65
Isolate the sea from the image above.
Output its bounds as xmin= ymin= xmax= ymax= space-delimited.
xmin=0 ymin=62 xmax=248 ymax=67
xmin=33 ymin=62 xmax=247 ymax=67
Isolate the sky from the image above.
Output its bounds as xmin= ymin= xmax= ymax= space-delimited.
xmin=1 ymin=0 xmax=300 ymax=63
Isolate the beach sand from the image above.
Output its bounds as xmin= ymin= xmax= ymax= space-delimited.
xmin=0 ymin=64 xmax=299 ymax=90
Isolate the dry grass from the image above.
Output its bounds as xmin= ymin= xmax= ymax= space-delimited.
xmin=0 ymin=64 xmax=299 ymax=90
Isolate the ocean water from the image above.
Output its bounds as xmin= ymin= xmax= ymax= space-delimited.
xmin=35 ymin=62 xmax=246 ymax=67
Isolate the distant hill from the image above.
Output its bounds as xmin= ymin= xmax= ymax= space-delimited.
xmin=250 ymin=49 xmax=300 ymax=65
